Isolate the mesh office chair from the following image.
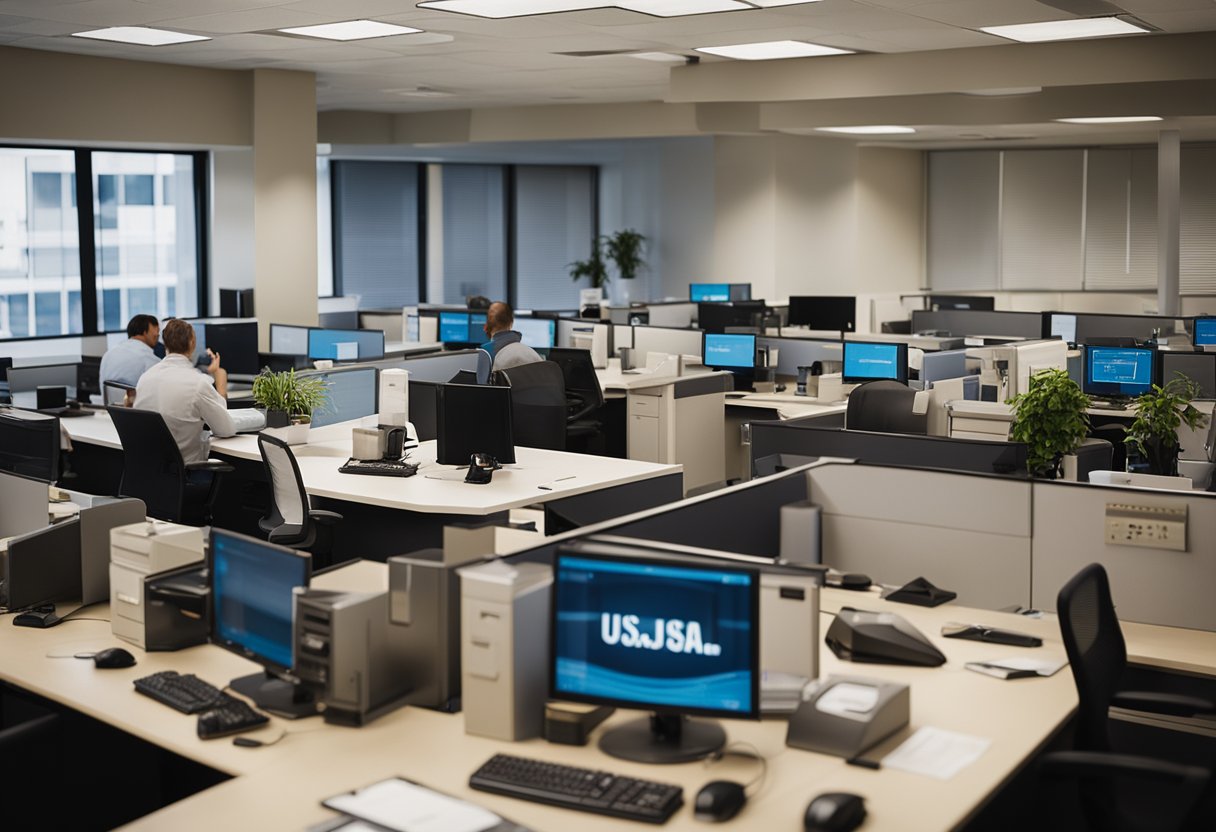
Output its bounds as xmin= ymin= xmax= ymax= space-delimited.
xmin=845 ymin=380 xmax=927 ymax=435
xmin=1036 ymin=563 xmax=1216 ymax=832
xmin=107 ymin=405 xmax=233 ymax=526
xmin=545 ymin=347 xmax=606 ymax=443
xmin=494 ymin=360 xmax=567 ymax=451
xmin=257 ymin=433 xmax=342 ymax=567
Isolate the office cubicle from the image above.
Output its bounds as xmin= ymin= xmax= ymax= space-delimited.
xmin=910 ymin=309 xmax=1043 ymax=340
xmin=631 ymin=326 xmax=705 ymax=359
xmin=1044 ymin=311 xmax=1189 ymax=345
xmin=1160 ymin=352 xmax=1216 ymax=399
xmin=359 ymin=310 xmax=404 ymax=342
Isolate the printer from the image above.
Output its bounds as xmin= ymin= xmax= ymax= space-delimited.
xmin=110 ymin=520 xmax=205 ymax=649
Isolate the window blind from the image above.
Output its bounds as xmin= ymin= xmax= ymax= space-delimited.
xmin=332 ymin=160 xmax=420 ymax=307
xmin=927 ymin=151 xmax=1000 ymax=291
xmin=513 ymin=165 xmax=594 ymax=309
xmin=441 ymin=165 xmax=506 ymax=305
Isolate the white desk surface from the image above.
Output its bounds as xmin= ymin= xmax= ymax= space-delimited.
xmin=61 ymin=413 xmax=681 ymax=516
xmin=595 ymin=358 xmax=705 ymax=393
xmin=724 ymin=389 xmax=849 ymax=420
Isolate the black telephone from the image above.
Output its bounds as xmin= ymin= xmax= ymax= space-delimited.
xmin=465 ymin=453 xmax=501 ymax=484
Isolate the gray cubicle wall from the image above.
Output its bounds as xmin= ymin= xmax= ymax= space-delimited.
xmin=1161 ymin=352 xmax=1216 ymax=399
xmin=398 ymin=350 xmax=479 ymax=382
xmin=910 ymin=309 xmax=1043 ymax=339
xmin=1067 ymin=312 xmax=1188 ymax=344
xmin=755 ymin=337 xmax=842 ymax=377
xmin=1030 ymin=480 xmax=1216 ymax=631
xmin=631 ymin=326 xmax=705 ymax=359
xmin=807 ymin=462 xmax=1034 ymax=610
xmin=645 ymin=303 xmax=697 ymax=329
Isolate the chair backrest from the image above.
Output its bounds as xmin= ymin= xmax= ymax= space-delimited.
xmin=1056 ymin=563 xmax=1127 ymax=751
xmin=106 ymin=405 xmax=186 ymax=522
xmin=257 ymin=433 xmax=309 ymax=531
xmin=846 ymin=380 xmax=927 ymax=434
xmin=495 ymin=360 xmax=567 ymax=451
xmin=103 ymin=381 xmax=135 ymax=407
xmin=546 ymin=347 xmax=605 ymax=421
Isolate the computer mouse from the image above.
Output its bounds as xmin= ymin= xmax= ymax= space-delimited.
xmin=804 ymin=792 xmax=866 ymax=832
xmin=840 ymin=573 xmax=873 ymax=591
xmin=694 ymin=780 xmax=747 ymax=822
xmin=93 ymin=647 xmax=136 ymax=669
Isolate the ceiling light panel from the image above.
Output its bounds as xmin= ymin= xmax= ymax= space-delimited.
xmin=616 ymin=0 xmax=752 ymax=16
xmin=816 ymin=125 xmax=917 ymax=135
xmin=278 ymin=20 xmax=423 ymax=40
xmin=979 ymin=17 xmax=1150 ymax=43
xmin=696 ymin=40 xmax=853 ymax=60
xmin=416 ymin=0 xmax=604 ymax=17
xmin=70 ymin=27 xmax=210 ymax=46
xmin=1056 ymin=116 xmax=1162 ymax=123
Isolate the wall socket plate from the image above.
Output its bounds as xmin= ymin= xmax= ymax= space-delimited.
xmin=1104 ymin=503 xmax=1187 ymax=552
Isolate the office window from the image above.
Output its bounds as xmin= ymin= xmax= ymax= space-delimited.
xmin=100 ymin=288 xmax=121 ymax=332
xmin=514 ymin=165 xmax=595 ymax=309
xmin=93 ymin=151 xmax=200 ymax=329
xmin=441 ymin=165 xmax=506 ymax=304
xmin=332 ymin=160 xmax=421 ymax=307
xmin=0 ymin=147 xmax=81 ymax=339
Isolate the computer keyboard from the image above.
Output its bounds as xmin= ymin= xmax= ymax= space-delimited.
xmin=469 ymin=753 xmax=683 ymax=824
xmin=133 ymin=670 xmax=227 ymax=714
xmin=338 ymin=458 xmax=419 ymax=477
xmin=197 ymin=697 xmax=270 ymax=739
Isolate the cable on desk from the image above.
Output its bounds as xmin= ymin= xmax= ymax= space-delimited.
xmin=232 ymin=724 xmax=327 ymax=748
xmin=704 ymin=741 xmax=768 ymax=795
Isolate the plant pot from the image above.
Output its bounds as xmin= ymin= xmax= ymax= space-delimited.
xmin=263 ymin=421 xmax=310 ymax=446
xmin=1142 ymin=437 xmax=1180 ymax=477
xmin=265 ymin=409 xmax=291 ymax=429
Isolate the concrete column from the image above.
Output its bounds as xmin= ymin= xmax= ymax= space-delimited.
xmin=1157 ymin=130 xmax=1181 ymax=316
xmin=252 ymin=69 xmax=317 ymax=351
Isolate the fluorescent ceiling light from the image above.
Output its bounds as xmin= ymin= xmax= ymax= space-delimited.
xmin=617 ymin=0 xmax=751 ymax=15
xmin=419 ymin=0 xmax=819 ymax=17
xmin=816 ymin=125 xmax=917 ymax=135
xmin=747 ymin=0 xmax=823 ymax=6
xmin=71 ymin=27 xmax=209 ymax=46
xmin=628 ymin=52 xmax=688 ymax=63
xmin=980 ymin=16 xmax=1150 ymax=43
xmin=696 ymin=40 xmax=853 ymax=61
xmin=1056 ymin=116 xmax=1162 ymax=124
xmin=278 ymin=20 xmax=423 ymax=40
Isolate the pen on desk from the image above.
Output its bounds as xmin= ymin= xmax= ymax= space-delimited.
xmin=538 ymin=476 xmax=576 ymax=491
xmin=845 ymin=757 xmax=881 ymax=770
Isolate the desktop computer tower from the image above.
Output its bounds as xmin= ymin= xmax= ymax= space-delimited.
xmin=387 ymin=554 xmax=462 ymax=712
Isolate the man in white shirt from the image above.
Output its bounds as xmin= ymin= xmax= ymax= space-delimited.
xmin=99 ymin=314 xmax=160 ymax=390
xmin=134 ymin=318 xmax=235 ymax=466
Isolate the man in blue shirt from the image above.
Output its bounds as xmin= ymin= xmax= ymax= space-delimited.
xmin=475 ymin=302 xmax=543 ymax=384
xmin=100 ymin=314 xmax=160 ymax=390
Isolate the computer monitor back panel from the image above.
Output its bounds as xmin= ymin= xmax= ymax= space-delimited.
xmin=270 ymin=324 xmax=312 ymax=357
xmin=787 ymin=296 xmax=856 ymax=332
xmin=202 ymin=322 xmax=259 ymax=375
xmin=3 ymin=518 xmax=82 ymax=610
xmin=436 ymin=383 xmax=515 ymax=465
xmin=0 ymin=470 xmax=50 ymax=539
xmin=0 ymin=409 xmax=60 ymax=483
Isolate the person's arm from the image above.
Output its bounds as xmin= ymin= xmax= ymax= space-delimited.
xmin=199 ymin=351 xmax=235 ymax=438
xmin=205 ymin=349 xmax=229 ymax=399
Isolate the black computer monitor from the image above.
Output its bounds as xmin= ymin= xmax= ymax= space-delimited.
xmin=270 ymin=324 xmax=314 ymax=357
xmin=841 ymin=341 xmax=909 ymax=385
xmin=928 ymin=295 xmax=995 ymax=312
xmin=209 ymin=528 xmax=316 ymax=717
xmin=202 ymin=321 xmax=259 ymax=375
xmin=408 ymin=379 xmax=440 ymax=441
xmin=436 ymin=383 xmax=515 ymax=465
xmin=309 ymin=367 xmax=379 ymax=429
xmin=514 ymin=317 xmax=556 ymax=350
xmin=787 ymin=296 xmax=857 ymax=332
xmin=551 ymin=548 xmax=760 ymax=764
xmin=697 ymin=303 xmax=763 ymax=334
xmin=307 ymin=328 xmax=385 ymax=362
xmin=1084 ymin=346 xmax=1156 ymax=398
xmin=1195 ymin=317 xmax=1216 ymax=347
xmin=0 ymin=409 xmax=60 ymax=483
xmin=219 ymin=288 xmax=255 ymax=318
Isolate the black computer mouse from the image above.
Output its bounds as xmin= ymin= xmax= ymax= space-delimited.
xmin=93 ymin=647 xmax=136 ymax=669
xmin=694 ymin=780 xmax=747 ymax=822
xmin=804 ymin=792 xmax=866 ymax=832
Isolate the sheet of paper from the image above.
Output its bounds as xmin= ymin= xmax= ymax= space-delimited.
xmin=982 ymin=656 xmax=1068 ymax=676
xmin=325 ymin=779 xmax=502 ymax=832
xmin=815 ymin=682 xmax=880 ymax=716
xmin=882 ymin=727 xmax=991 ymax=780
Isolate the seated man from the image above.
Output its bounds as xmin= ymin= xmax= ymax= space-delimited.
xmin=99 ymin=314 xmax=160 ymax=390
xmin=134 ymin=318 xmax=235 ymax=466
xmin=475 ymin=301 xmax=543 ymax=384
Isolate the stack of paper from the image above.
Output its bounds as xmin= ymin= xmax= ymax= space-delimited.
xmin=760 ymin=670 xmax=812 ymax=714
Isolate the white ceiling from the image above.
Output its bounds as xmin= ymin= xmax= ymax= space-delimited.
xmin=0 ymin=0 xmax=1213 ymax=115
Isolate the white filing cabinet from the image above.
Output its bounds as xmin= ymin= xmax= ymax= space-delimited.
xmin=626 ymin=373 xmax=730 ymax=496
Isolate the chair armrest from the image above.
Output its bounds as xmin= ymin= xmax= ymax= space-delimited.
xmin=1112 ymin=690 xmax=1216 ymax=717
xmin=309 ymin=510 xmax=343 ymax=526
xmin=268 ymin=524 xmax=306 ymax=544
xmin=1039 ymin=751 xmax=1210 ymax=786
xmin=185 ymin=460 xmax=235 ymax=474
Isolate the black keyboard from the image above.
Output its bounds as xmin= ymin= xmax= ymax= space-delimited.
xmin=133 ymin=671 xmax=227 ymax=714
xmin=469 ymin=753 xmax=683 ymax=824
xmin=338 ymin=458 xmax=419 ymax=477
xmin=197 ymin=697 xmax=270 ymax=739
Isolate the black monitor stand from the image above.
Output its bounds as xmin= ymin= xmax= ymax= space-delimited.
xmin=598 ymin=713 xmax=726 ymax=764
xmin=230 ymin=670 xmax=319 ymax=719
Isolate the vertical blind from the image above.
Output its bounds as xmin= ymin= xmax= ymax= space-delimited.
xmin=1181 ymin=147 xmax=1216 ymax=294
xmin=332 ymin=160 xmax=421 ymax=307
xmin=1000 ymin=149 xmax=1083 ymax=291
xmin=926 ymin=151 xmax=1000 ymax=291
xmin=1084 ymin=148 xmax=1157 ymax=291
xmin=513 ymin=165 xmax=595 ymax=309
xmin=441 ymin=165 xmax=506 ymax=305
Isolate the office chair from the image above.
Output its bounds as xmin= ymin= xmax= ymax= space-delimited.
xmin=1036 ymin=563 xmax=1216 ymax=832
xmin=494 ymin=360 xmax=567 ymax=451
xmin=107 ymin=406 xmax=233 ymax=526
xmin=545 ymin=348 xmax=606 ymax=446
xmin=845 ymin=380 xmax=927 ymax=435
xmin=102 ymin=380 xmax=136 ymax=407
xmin=256 ymin=433 xmax=342 ymax=567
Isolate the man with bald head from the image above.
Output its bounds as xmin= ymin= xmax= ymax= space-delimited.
xmin=475 ymin=301 xmax=543 ymax=384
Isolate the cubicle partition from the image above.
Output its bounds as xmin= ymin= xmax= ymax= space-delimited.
xmin=910 ymin=309 xmax=1044 ymax=340
xmin=359 ymin=310 xmax=404 ymax=342
xmin=1045 ymin=311 xmax=1189 ymax=345
xmin=644 ymin=303 xmax=697 ymax=329
xmin=631 ymin=326 xmax=704 ymax=359
xmin=755 ymin=336 xmax=842 ymax=377
xmin=1160 ymin=352 xmax=1216 ymax=399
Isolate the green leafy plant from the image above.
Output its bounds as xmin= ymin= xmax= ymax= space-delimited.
xmin=1007 ymin=368 xmax=1092 ymax=478
xmin=1124 ymin=373 xmax=1208 ymax=476
xmin=569 ymin=244 xmax=610 ymax=289
xmin=251 ymin=369 xmax=329 ymax=422
xmin=603 ymin=229 xmax=646 ymax=282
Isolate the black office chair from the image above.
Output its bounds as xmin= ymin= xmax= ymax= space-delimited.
xmin=257 ymin=433 xmax=342 ymax=567
xmin=545 ymin=347 xmax=606 ymax=441
xmin=107 ymin=405 xmax=233 ymax=526
xmin=845 ymin=380 xmax=927 ymax=435
xmin=1036 ymin=564 xmax=1216 ymax=831
xmin=102 ymin=380 xmax=136 ymax=407
xmin=494 ymin=360 xmax=567 ymax=451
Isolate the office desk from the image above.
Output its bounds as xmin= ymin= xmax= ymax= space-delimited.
xmin=723 ymin=391 xmax=850 ymax=483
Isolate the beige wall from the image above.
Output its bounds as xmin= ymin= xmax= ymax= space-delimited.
xmin=211 ymin=149 xmax=256 ymax=314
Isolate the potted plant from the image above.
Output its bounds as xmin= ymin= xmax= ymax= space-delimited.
xmin=603 ymin=229 xmax=646 ymax=282
xmin=1124 ymin=374 xmax=1208 ymax=476
xmin=1007 ymin=368 xmax=1091 ymax=479
xmin=251 ymin=369 xmax=328 ymax=445
xmin=568 ymin=242 xmax=609 ymax=291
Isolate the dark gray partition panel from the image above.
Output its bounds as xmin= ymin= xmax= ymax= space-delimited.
xmin=750 ymin=423 xmax=1030 ymax=478
xmin=1070 ymin=312 xmax=1188 ymax=344
xmin=1160 ymin=352 xmax=1216 ymax=399
xmin=910 ymin=309 xmax=1043 ymax=339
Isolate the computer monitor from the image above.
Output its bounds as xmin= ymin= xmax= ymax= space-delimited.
xmin=690 ymin=283 xmax=731 ymax=303
xmin=0 ymin=409 xmax=59 ymax=483
xmin=703 ymin=333 xmax=757 ymax=371
xmin=1084 ymin=346 xmax=1156 ymax=398
xmin=435 ymin=383 xmax=515 ymax=465
xmin=219 ymin=288 xmax=255 ymax=318
xmin=309 ymin=367 xmax=378 ymax=428
xmin=439 ymin=312 xmax=470 ymax=344
xmin=1047 ymin=313 xmax=1078 ymax=345
xmin=787 ymin=296 xmax=857 ymax=333
xmin=209 ymin=528 xmax=316 ymax=717
xmin=201 ymin=321 xmax=259 ymax=376
xmin=470 ymin=312 xmax=487 ymax=342
xmin=928 ymin=295 xmax=995 ymax=312
xmin=408 ymin=379 xmax=439 ymax=441
xmin=406 ymin=314 xmax=420 ymax=342
xmin=5 ymin=363 xmax=78 ymax=398
xmin=841 ymin=341 xmax=909 ymax=385
xmin=514 ymin=317 xmax=556 ymax=350
xmin=551 ymin=549 xmax=760 ymax=763
xmin=270 ymin=324 xmax=313 ymax=357
xmin=1195 ymin=317 xmax=1216 ymax=347
xmin=698 ymin=303 xmax=763 ymax=334
xmin=307 ymin=328 xmax=385 ymax=362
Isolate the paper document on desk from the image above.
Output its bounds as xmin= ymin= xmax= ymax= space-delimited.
xmin=882 ymin=727 xmax=990 ymax=780
xmin=324 ymin=778 xmax=505 ymax=832
xmin=967 ymin=656 xmax=1068 ymax=679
